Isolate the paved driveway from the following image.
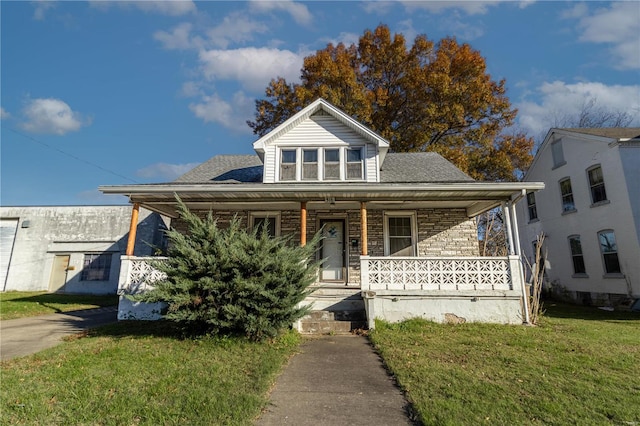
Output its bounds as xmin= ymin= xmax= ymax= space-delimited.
xmin=0 ymin=306 xmax=118 ymax=361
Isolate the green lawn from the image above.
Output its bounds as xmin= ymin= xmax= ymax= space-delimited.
xmin=0 ymin=321 xmax=300 ymax=425
xmin=369 ymin=303 xmax=640 ymax=425
xmin=0 ymin=291 xmax=119 ymax=320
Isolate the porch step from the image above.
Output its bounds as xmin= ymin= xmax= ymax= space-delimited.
xmin=299 ymin=310 xmax=367 ymax=335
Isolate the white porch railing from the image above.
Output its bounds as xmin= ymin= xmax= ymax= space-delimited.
xmin=361 ymin=255 xmax=523 ymax=292
xmin=118 ymin=256 xmax=167 ymax=295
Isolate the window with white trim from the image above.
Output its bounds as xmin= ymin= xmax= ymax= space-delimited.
xmin=250 ymin=212 xmax=280 ymax=237
xmin=598 ymin=230 xmax=621 ymax=274
xmin=568 ymin=235 xmax=586 ymax=275
xmin=81 ymin=253 xmax=112 ymax=281
xmin=280 ymin=150 xmax=296 ymax=181
xmin=324 ymin=149 xmax=340 ymax=180
xmin=384 ymin=212 xmax=416 ymax=256
xmin=346 ymin=148 xmax=363 ymax=180
xmin=302 ymin=149 xmax=318 ymax=180
xmin=559 ymin=178 xmax=575 ymax=212
xmin=587 ymin=165 xmax=607 ymax=204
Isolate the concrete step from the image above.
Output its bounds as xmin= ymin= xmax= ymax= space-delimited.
xmin=299 ymin=319 xmax=368 ymax=334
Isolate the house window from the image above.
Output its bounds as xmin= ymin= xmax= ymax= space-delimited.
xmin=568 ymin=236 xmax=586 ymax=275
xmin=384 ymin=212 xmax=416 ymax=256
xmin=302 ymin=149 xmax=318 ymax=180
xmin=250 ymin=213 xmax=280 ymax=237
xmin=280 ymin=150 xmax=296 ymax=181
xmin=526 ymin=192 xmax=538 ymax=221
xmin=346 ymin=148 xmax=363 ymax=180
xmin=587 ymin=165 xmax=607 ymax=204
xmin=551 ymin=140 xmax=565 ymax=168
xmin=598 ymin=230 xmax=621 ymax=274
xmin=559 ymin=178 xmax=575 ymax=212
xmin=81 ymin=253 xmax=112 ymax=281
xmin=324 ymin=149 xmax=340 ymax=180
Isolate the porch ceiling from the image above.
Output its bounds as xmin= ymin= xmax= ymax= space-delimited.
xmin=99 ymin=182 xmax=544 ymax=218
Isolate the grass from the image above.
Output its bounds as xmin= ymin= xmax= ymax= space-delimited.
xmin=369 ymin=303 xmax=640 ymax=425
xmin=0 ymin=291 xmax=119 ymax=320
xmin=0 ymin=321 xmax=301 ymax=425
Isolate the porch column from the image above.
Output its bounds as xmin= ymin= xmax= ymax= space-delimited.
xmin=510 ymin=202 xmax=522 ymax=256
xmin=360 ymin=201 xmax=368 ymax=256
xmin=300 ymin=201 xmax=307 ymax=246
xmin=125 ymin=202 xmax=140 ymax=256
xmin=510 ymin=200 xmax=531 ymax=324
xmin=502 ymin=202 xmax=515 ymax=256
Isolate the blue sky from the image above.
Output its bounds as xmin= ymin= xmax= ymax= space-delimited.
xmin=1 ymin=0 xmax=639 ymax=206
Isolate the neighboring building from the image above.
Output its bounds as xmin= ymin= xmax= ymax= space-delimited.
xmin=0 ymin=206 xmax=167 ymax=295
xmin=101 ymin=99 xmax=543 ymax=328
xmin=517 ymin=128 xmax=640 ymax=306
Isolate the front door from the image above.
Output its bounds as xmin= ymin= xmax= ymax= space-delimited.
xmin=49 ymin=255 xmax=70 ymax=292
xmin=320 ymin=220 xmax=345 ymax=282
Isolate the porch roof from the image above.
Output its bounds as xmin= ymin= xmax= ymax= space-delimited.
xmin=99 ymin=181 xmax=545 ymax=218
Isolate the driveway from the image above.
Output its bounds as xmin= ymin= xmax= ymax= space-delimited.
xmin=0 ymin=306 xmax=118 ymax=361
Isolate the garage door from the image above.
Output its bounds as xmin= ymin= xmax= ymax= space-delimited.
xmin=0 ymin=219 xmax=18 ymax=290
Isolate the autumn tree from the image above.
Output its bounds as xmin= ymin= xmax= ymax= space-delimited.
xmin=248 ymin=24 xmax=534 ymax=181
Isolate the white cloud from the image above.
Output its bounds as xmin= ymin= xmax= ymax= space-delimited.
xmin=516 ymin=81 xmax=640 ymax=137
xmin=136 ymin=162 xmax=200 ymax=180
xmin=249 ymin=1 xmax=313 ymax=25
xmin=320 ymin=31 xmax=361 ymax=48
xmin=189 ymin=91 xmax=254 ymax=133
xmin=361 ymin=1 xmax=395 ymax=15
xmin=198 ymin=47 xmax=304 ymax=93
xmin=89 ymin=1 xmax=196 ymax=16
xmin=206 ymin=12 xmax=270 ymax=49
xmin=565 ymin=2 xmax=640 ymax=70
xmin=20 ymin=98 xmax=89 ymax=135
xmin=154 ymin=22 xmax=204 ymax=50
xmin=0 ymin=107 xmax=10 ymax=120
xmin=32 ymin=1 xmax=56 ymax=20
xmin=400 ymin=0 xmax=502 ymax=15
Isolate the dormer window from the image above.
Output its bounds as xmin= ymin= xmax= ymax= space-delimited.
xmin=324 ymin=149 xmax=340 ymax=180
xmin=280 ymin=150 xmax=296 ymax=181
xmin=346 ymin=148 xmax=363 ymax=180
xmin=303 ymin=149 xmax=318 ymax=180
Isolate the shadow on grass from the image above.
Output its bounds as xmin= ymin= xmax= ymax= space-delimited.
xmin=543 ymin=301 xmax=640 ymax=322
xmin=5 ymin=293 xmax=118 ymax=312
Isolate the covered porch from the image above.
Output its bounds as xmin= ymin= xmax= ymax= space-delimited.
xmin=101 ymin=182 xmax=543 ymax=326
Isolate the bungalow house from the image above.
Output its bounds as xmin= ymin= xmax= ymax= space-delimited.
xmin=100 ymin=99 xmax=544 ymax=330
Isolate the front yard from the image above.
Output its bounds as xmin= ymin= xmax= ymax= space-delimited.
xmin=370 ymin=303 xmax=640 ymax=425
xmin=0 ymin=291 xmax=119 ymax=320
xmin=0 ymin=322 xmax=300 ymax=425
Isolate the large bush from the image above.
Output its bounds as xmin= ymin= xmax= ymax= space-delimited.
xmin=134 ymin=199 xmax=319 ymax=340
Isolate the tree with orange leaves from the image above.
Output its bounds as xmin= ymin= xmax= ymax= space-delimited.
xmin=248 ymin=24 xmax=533 ymax=181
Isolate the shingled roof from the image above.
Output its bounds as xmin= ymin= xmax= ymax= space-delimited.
xmin=173 ymin=152 xmax=473 ymax=184
xmin=557 ymin=127 xmax=640 ymax=140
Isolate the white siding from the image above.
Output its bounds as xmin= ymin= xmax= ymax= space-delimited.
xmin=263 ymin=145 xmax=277 ymax=183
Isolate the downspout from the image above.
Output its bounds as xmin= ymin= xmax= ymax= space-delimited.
xmin=510 ymin=190 xmax=531 ymax=324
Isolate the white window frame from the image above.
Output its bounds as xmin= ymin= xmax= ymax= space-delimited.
xmin=383 ymin=211 xmax=417 ymax=256
xmin=559 ymin=177 xmax=576 ymax=213
xmin=276 ymin=146 xmax=366 ymax=182
xmin=587 ymin=165 xmax=608 ymax=205
xmin=526 ymin=192 xmax=538 ymax=221
xmin=598 ymin=229 xmax=622 ymax=275
xmin=249 ymin=212 xmax=281 ymax=237
xmin=81 ymin=253 xmax=112 ymax=281
xmin=302 ymin=148 xmax=319 ymax=181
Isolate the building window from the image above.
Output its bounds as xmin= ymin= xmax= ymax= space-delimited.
xmin=324 ymin=149 xmax=340 ymax=180
xmin=384 ymin=212 xmax=416 ymax=256
xmin=302 ymin=149 xmax=318 ymax=180
xmin=551 ymin=140 xmax=565 ymax=168
xmin=346 ymin=148 xmax=363 ymax=180
xmin=81 ymin=253 xmax=112 ymax=281
xmin=250 ymin=213 xmax=280 ymax=237
xmin=568 ymin=236 xmax=586 ymax=275
xmin=559 ymin=178 xmax=575 ymax=212
xmin=280 ymin=150 xmax=297 ymax=181
xmin=598 ymin=230 xmax=621 ymax=274
xmin=587 ymin=165 xmax=607 ymax=204
xmin=526 ymin=192 xmax=538 ymax=221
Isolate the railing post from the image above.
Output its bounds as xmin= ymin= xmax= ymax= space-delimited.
xmin=360 ymin=256 xmax=370 ymax=290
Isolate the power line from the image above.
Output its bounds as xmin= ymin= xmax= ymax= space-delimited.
xmin=3 ymin=127 xmax=140 ymax=184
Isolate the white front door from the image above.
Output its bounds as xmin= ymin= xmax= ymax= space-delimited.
xmin=321 ymin=220 xmax=345 ymax=281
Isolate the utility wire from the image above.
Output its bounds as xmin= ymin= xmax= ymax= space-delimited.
xmin=4 ymin=127 xmax=140 ymax=184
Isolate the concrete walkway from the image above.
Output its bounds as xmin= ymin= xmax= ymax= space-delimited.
xmin=0 ymin=306 xmax=118 ymax=361
xmin=256 ymin=335 xmax=416 ymax=426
